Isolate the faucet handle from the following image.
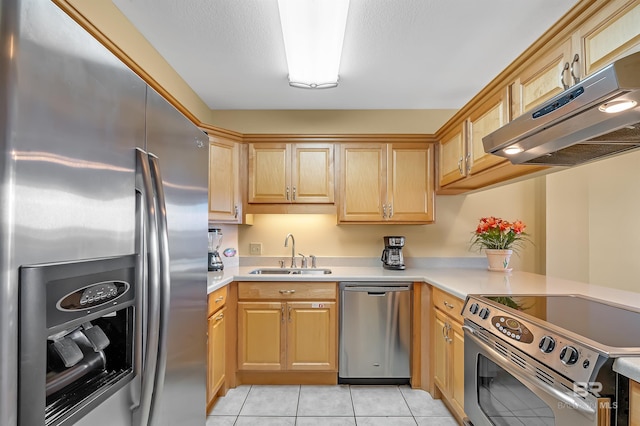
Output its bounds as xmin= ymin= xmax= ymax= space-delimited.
xmin=310 ymin=254 xmax=317 ymax=268
xmin=298 ymin=253 xmax=308 ymax=268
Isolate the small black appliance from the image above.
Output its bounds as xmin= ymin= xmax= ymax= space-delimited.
xmin=381 ymin=236 xmax=405 ymax=270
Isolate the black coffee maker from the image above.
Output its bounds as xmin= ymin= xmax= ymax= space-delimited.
xmin=381 ymin=236 xmax=406 ymax=270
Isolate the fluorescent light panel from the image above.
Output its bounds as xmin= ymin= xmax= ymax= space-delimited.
xmin=277 ymin=0 xmax=349 ymax=88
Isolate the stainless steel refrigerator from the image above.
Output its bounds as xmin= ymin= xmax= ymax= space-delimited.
xmin=0 ymin=0 xmax=209 ymax=425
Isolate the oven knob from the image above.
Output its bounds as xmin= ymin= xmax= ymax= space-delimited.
xmin=538 ymin=336 xmax=556 ymax=353
xmin=560 ymin=346 xmax=579 ymax=365
xmin=478 ymin=307 xmax=491 ymax=320
xmin=469 ymin=303 xmax=479 ymax=315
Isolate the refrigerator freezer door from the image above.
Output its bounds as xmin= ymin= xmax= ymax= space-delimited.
xmin=144 ymin=88 xmax=209 ymax=426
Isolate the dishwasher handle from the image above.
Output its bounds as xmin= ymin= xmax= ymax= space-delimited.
xmin=343 ymin=286 xmax=411 ymax=293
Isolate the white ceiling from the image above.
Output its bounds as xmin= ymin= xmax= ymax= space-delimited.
xmin=113 ymin=0 xmax=580 ymax=110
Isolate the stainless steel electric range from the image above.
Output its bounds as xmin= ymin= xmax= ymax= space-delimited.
xmin=461 ymin=294 xmax=640 ymax=426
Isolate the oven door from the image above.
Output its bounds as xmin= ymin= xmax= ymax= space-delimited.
xmin=463 ymin=324 xmax=603 ymax=426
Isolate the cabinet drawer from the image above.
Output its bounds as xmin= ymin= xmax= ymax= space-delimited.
xmin=432 ymin=287 xmax=464 ymax=321
xmin=208 ymin=285 xmax=228 ymax=317
xmin=238 ymin=282 xmax=337 ymax=300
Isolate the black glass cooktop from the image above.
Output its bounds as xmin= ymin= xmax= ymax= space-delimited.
xmin=483 ymin=294 xmax=640 ymax=348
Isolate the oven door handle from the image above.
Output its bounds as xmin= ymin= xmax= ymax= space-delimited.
xmin=463 ymin=325 xmax=596 ymax=416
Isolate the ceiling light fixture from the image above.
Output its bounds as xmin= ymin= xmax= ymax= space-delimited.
xmin=598 ymin=99 xmax=637 ymax=113
xmin=277 ymin=0 xmax=349 ymax=89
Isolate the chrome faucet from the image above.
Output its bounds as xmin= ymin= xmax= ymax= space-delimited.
xmin=284 ymin=233 xmax=296 ymax=268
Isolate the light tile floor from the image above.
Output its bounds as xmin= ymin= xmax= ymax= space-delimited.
xmin=207 ymin=385 xmax=459 ymax=425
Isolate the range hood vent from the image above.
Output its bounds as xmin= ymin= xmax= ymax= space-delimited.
xmin=483 ymin=51 xmax=640 ymax=167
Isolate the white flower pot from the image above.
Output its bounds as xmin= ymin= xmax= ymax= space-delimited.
xmin=485 ymin=249 xmax=513 ymax=272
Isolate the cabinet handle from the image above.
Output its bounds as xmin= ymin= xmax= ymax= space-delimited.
xmin=443 ymin=301 xmax=454 ymax=310
xmin=382 ymin=204 xmax=387 ymax=219
xmin=215 ymin=296 xmax=224 ymax=303
xmin=216 ymin=313 xmax=224 ymax=321
xmin=286 ymin=186 xmax=290 ymax=201
xmin=560 ymin=62 xmax=570 ymax=90
xmin=279 ymin=289 xmax=296 ymax=295
xmin=288 ymin=306 xmax=292 ymax=322
xmin=465 ymin=153 xmax=471 ymax=174
xmin=570 ymin=53 xmax=580 ymax=84
xmin=292 ymin=186 xmax=296 ymax=201
xmin=234 ymin=205 xmax=238 ymax=218
xmin=281 ymin=306 xmax=285 ymax=322
xmin=442 ymin=324 xmax=448 ymax=340
xmin=446 ymin=323 xmax=453 ymax=343
xmin=388 ymin=203 xmax=393 ymax=218
xmin=457 ymin=157 xmax=463 ymax=175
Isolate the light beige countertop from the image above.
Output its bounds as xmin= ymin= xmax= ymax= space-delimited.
xmin=207 ymin=262 xmax=640 ymax=382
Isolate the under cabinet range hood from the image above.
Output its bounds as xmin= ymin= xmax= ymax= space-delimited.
xmin=483 ymin=51 xmax=640 ymax=166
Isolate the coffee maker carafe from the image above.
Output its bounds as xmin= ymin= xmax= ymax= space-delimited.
xmin=381 ymin=236 xmax=405 ymax=270
xmin=208 ymin=228 xmax=224 ymax=271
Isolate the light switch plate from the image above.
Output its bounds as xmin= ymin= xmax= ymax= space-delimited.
xmin=249 ymin=242 xmax=262 ymax=255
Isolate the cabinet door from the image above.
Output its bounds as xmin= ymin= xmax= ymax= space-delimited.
xmin=388 ymin=144 xmax=434 ymax=222
xmin=449 ymin=319 xmax=465 ymax=417
xmin=338 ymin=144 xmax=386 ymax=222
xmin=433 ymin=309 xmax=449 ymax=394
xmin=292 ymin=144 xmax=334 ymax=203
xmin=286 ymin=302 xmax=337 ymax=371
xmin=576 ymin=0 xmax=640 ymax=78
xmin=513 ymin=38 xmax=572 ymax=117
xmin=438 ymin=125 xmax=466 ymax=187
xmin=248 ymin=143 xmax=291 ymax=203
xmin=237 ymin=302 xmax=284 ymax=370
xmin=468 ymin=90 xmax=508 ymax=175
xmin=207 ymin=306 xmax=226 ymax=404
xmin=631 ymin=379 xmax=640 ymax=426
xmin=209 ymin=139 xmax=239 ymax=222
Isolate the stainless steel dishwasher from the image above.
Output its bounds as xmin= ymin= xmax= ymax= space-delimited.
xmin=338 ymin=282 xmax=412 ymax=384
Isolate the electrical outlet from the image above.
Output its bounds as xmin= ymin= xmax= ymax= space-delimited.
xmin=249 ymin=242 xmax=262 ymax=255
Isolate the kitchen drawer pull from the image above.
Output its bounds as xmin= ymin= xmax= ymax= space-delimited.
xmin=215 ymin=296 xmax=224 ymax=303
xmin=279 ymin=289 xmax=296 ymax=295
xmin=215 ymin=313 xmax=224 ymax=321
xmin=443 ymin=301 xmax=455 ymax=309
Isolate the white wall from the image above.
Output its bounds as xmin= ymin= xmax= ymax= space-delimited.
xmin=546 ymin=150 xmax=640 ymax=292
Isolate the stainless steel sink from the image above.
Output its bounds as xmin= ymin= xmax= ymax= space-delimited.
xmin=248 ymin=268 xmax=332 ymax=275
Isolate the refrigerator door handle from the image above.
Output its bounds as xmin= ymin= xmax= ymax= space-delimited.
xmin=147 ymin=153 xmax=171 ymax=425
xmin=133 ymin=148 xmax=162 ymax=426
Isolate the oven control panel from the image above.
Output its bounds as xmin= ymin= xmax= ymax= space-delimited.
xmin=490 ymin=315 xmax=534 ymax=343
xmin=463 ymin=296 xmax=604 ymax=384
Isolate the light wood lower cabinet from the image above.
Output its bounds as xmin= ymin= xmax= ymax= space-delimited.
xmin=207 ymin=286 xmax=228 ymax=411
xmin=237 ymin=282 xmax=337 ymax=373
xmin=432 ymin=287 xmax=466 ymax=422
xmin=630 ymin=379 xmax=640 ymax=426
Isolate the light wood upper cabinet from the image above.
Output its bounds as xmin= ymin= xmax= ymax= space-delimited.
xmin=512 ymin=0 xmax=640 ymax=118
xmin=467 ymin=91 xmax=509 ymax=175
xmin=248 ymin=143 xmax=334 ymax=204
xmin=511 ymin=38 xmax=572 ymax=119
xmin=576 ymin=0 xmax=640 ymax=80
xmin=339 ymin=143 xmax=434 ymax=223
xmin=438 ymin=125 xmax=466 ymax=187
xmin=209 ymin=138 xmax=241 ymax=223
xmin=437 ymin=89 xmax=510 ymax=192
